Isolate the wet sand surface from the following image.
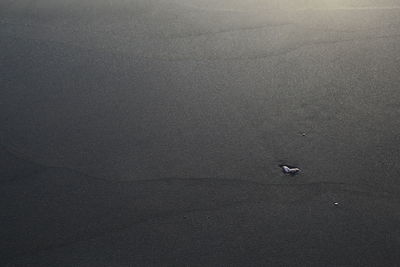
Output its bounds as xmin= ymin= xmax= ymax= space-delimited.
xmin=1 ymin=0 xmax=400 ymax=265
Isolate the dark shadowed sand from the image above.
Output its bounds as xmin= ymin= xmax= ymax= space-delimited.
xmin=1 ymin=0 xmax=400 ymax=266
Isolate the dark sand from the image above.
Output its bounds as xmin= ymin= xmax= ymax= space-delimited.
xmin=1 ymin=0 xmax=400 ymax=265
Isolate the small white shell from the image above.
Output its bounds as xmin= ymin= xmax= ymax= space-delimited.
xmin=282 ymin=165 xmax=300 ymax=174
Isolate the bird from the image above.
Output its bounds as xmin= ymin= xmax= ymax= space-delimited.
xmin=280 ymin=165 xmax=300 ymax=175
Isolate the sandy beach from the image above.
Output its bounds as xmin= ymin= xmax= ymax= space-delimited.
xmin=1 ymin=0 xmax=400 ymax=265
